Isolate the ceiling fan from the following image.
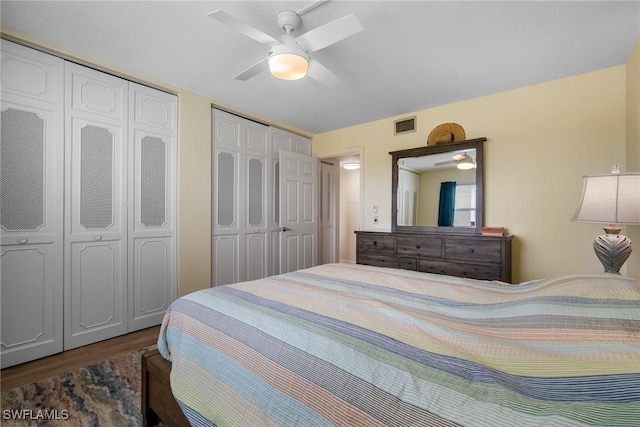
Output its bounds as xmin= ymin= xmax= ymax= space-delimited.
xmin=208 ymin=0 xmax=364 ymax=87
xmin=435 ymin=153 xmax=476 ymax=170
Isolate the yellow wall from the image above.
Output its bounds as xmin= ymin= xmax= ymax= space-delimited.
xmin=176 ymin=92 xmax=212 ymax=296
xmin=313 ymin=66 xmax=631 ymax=282
xmin=625 ymin=40 xmax=640 ymax=280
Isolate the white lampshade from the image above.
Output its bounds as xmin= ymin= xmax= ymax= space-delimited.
xmin=572 ymin=173 xmax=640 ymax=224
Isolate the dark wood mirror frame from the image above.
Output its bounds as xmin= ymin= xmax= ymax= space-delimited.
xmin=390 ymin=137 xmax=486 ymax=235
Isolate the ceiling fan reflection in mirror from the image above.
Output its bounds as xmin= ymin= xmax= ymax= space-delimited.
xmin=208 ymin=0 xmax=364 ymax=87
xmin=434 ymin=153 xmax=476 ymax=170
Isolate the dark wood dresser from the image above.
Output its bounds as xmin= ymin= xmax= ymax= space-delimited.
xmin=355 ymin=231 xmax=513 ymax=283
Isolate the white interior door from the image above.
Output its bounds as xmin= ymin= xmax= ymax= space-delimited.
xmin=279 ymin=150 xmax=319 ymax=274
xmin=320 ymin=161 xmax=339 ymax=264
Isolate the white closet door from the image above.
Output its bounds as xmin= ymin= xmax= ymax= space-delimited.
xmin=64 ymin=63 xmax=128 ymax=349
xmin=269 ymin=156 xmax=282 ymax=275
xmin=212 ymin=110 xmax=241 ymax=286
xmin=212 ymin=109 xmax=269 ymax=285
xmin=0 ymin=41 xmax=64 ymax=368
xmin=268 ymin=128 xmax=291 ymax=276
xmin=128 ymin=83 xmax=177 ymax=331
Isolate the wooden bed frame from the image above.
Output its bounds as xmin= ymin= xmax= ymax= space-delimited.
xmin=141 ymin=348 xmax=190 ymax=427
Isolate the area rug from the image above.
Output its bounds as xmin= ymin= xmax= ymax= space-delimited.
xmin=1 ymin=346 xmax=157 ymax=427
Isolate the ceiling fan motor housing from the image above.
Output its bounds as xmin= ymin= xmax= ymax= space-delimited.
xmin=276 ymin=10 xmax=302 ymax=33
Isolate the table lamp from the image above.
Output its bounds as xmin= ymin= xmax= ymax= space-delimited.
xmin=572 ymin=169 xmax=640 ymax=274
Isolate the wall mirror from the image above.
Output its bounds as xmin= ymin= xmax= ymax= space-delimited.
xmin=390 ymin=138 xmax=485 ymax=234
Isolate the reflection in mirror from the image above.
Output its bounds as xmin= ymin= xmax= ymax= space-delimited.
xmin=390 ymin=138 xmax=485 ymax=234
xmin=397 ymin=148 xmax=476 ymax=227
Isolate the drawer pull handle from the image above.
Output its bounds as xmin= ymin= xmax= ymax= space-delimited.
xmin=95 ymin=235 xmax=103 ymax=241
xmin=416 ymin=245 xmax=421 ymax=249
xmin=373 ymin=241 xmax=377 ymax=246
xmin=18 ymin=238 xmax=28 ymax=244
xmin=469 ymin=248 xmax=475 ymax=253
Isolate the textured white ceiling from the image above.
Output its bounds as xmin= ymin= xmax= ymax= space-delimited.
xmin=1 ymin=1 xmax=639 ymax=134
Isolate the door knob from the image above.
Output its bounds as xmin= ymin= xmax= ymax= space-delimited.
xmin=280 ymin=227 xmax=292 ymax=232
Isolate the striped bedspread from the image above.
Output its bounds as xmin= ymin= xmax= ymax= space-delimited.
xmin=158 ymin=263 xmax=640 ymax=427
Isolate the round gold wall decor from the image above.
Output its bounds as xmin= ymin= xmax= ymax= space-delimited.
xmin=427 ymin=123 xmax=466 ymax=145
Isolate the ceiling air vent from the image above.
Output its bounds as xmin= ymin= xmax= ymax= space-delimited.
xmin=394 ymin=116 xmax=416 ymax=135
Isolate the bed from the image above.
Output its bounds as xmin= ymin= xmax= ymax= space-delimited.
xmin=144 ymin=263 xmax=640 ymax=426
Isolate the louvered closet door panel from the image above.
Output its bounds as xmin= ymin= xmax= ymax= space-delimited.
xmin=244 ymin=152 xmax=268 ymax=281
xmin=128 ymin=83 xmax=176 ymax=331
xmin=212 ymin=109 xmax=242 ymax=286
xmin=64 ymin=63 xmax=128 ymax=350
xmin=212 ymin=146 xmax=241 ymax=286
xmin=0 ymin=40 xmax=64 ymax=368
xmin=243 ymin=119 xmax=269 ymax=280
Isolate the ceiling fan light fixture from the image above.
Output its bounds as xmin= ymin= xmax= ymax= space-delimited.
xmin=341 ymin=161 xmax=360 ymax=170
xmin=268 ymin=52 xmax=309 ymax=80
xmin=457 ymin=158 xmax=475 ymax=170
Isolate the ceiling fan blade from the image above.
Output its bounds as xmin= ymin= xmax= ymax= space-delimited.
xmin=434 ymin=160 xmax=457 ymax=166
xmin=208 ymin=10 xmax=279 ymax=46
xmin=234 ymin=57 xmax=269 ymax=81
xmin=306 ymin=59 xmax=341 ymax=88
xmin=295 ymin=14 xmax=364 ymax=53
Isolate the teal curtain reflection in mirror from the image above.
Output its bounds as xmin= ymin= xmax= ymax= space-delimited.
xmin=438 ymin=181 xmax=456 ymax=226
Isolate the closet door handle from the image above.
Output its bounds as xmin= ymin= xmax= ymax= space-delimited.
xmin=280 ymin=227 xmax=292 ymax=232
xmin=94 ymin=235 xmax=103 ymax=241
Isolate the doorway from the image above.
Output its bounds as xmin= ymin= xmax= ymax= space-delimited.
xmin=318 ymin=148 xmax=363 ymax=264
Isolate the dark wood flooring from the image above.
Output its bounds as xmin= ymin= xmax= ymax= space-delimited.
xmin=1 ymin=325 xmax=160 ymax=391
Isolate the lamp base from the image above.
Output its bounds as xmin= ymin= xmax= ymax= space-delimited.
xmin=593 ymin=233 xmax=632 ymax=274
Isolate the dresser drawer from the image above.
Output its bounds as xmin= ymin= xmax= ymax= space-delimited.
xmin=357 ymin=234 xmax=395 ymax=254
xmin=396 ymin=236 xmax=441 ymax=258
xmin=357 ymin=254 xmax=399 ymax=269
xmin=418 ymin=259 xmax=501 ymax=280
xmin=397 ymin=257 xmax=417 ymax=271
xmin=444 ymin=239 xmax=502 ymax=264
